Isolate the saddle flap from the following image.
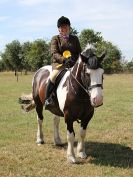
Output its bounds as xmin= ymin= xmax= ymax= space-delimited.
xmin=54 ymin=69 xmax=68 ymax=90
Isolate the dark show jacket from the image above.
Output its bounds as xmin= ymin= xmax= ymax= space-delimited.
xmin=51 ymin=34 xmax=81 ymax=69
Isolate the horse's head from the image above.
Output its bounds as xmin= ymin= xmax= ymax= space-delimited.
xmin=80 ymin=45 xmax=106 ymax=107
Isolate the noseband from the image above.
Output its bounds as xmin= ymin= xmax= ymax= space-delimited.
xmin=87 ymin=84 xmax=103 ymax=91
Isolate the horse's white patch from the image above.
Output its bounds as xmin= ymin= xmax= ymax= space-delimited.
xmin=43 ymin=65 xmax=52 ymax=73
xmin=75 ymin=57 xmax=82 ymax=77
xmin=57 ymin=70 xmax=70 ymax=112
xmin=89 ymin=68 xmax=104 ymax=85
xmin=36 ymin=116 xmax=44 ymax=144
xmin=88 ymin=68 xmax=104 ymax=106
xmin=77 ymin=127 xmax=87 ymax=158
xmin=32 ymin=65 xmax=52 ymax=86
xmin=67 ymin=131 xmax=76 ymax=163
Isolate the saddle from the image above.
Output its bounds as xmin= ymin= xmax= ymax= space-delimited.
xmin=54 ymin=69 xmax=68 ymax=90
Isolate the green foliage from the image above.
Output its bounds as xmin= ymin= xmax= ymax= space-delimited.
xmin=21 ymin=41 xmax=32 ymax=71
xmin=70 ymin=27 xmax=79 ymax=36
xmin=0 ymin=28 xmax=132 ymax=73
xmin=0 ymin=59 xmax=5 ymax=71
xmin=26 ymin=39 xmax=51 ymax=70
xmin=126 ymin=59 xmax=133 ymax=70
xmin=96 ymin=41 xmax=122 ymax=73
xmin=3 ymin=40 xmax=22 ymax=71
xmin=79 ymin=29 xmax=103 ymax=49
xmin=79 ymin=29 xmax=122 ymax=73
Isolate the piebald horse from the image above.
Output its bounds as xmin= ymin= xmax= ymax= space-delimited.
xmin=20 ymin=45 xmax=105 ymax=163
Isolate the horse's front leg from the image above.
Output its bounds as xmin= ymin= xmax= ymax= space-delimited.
xmin=77 ymin=110 xmax=94 ymax=159
xmin=77 ymin=126 xmax=87 ymax=159
xmin=53 ymin=115 xmax=62 ymax=145
xmin=66 ymin=119 xmax=77 ymax=163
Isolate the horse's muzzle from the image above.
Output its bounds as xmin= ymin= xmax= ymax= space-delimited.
xmin=91 ymin=96 xmax=103 ymax=108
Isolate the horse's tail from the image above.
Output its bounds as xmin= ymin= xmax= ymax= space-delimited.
xmin=18 ymin=93 xmax=35 ymax=112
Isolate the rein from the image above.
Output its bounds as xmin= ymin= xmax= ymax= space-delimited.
xmin=70 ymin=71 xmax=90 ymax=95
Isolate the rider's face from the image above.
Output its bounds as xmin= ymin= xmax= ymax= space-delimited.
xmin=58 ymin=25 xmax=70 ymax=36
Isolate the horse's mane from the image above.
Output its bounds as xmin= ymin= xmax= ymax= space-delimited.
xmin=81 ymin=43 xmax=96 ymax=58
xmin=83 ymin=43 xmax=96 ymax=52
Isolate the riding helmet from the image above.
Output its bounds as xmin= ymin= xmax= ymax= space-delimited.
xmin=57 ymin=16 xmax=71 ymax=28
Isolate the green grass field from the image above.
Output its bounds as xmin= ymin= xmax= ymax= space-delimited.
xmin=0 ymin=72 xmax=133 ymax=177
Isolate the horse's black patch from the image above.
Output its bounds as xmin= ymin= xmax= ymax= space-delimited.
xmin=87 ymin=56 xmax=102 ymax=69
xmin=81 ymin=48 xmax=103 ymax=69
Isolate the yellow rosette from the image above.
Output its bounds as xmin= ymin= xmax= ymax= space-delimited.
xmin=56 ymin=50 xmax=71 ymax=69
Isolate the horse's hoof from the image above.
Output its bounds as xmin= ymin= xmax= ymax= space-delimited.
xmin=77 ymin=152 xmax=87 ymax=159
xmin=67 ymin=156 xmax=77 ymax=164
xmin=36 ymin=140 xmax=45 ymax=145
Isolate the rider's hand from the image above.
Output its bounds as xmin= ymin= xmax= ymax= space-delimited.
xmin=63 ymin=57 xmax=75 ymax=67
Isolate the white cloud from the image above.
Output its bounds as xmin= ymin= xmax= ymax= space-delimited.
xmin=8 ymin=13 xmax=58 ymax=31
xmin=18 ymin=0 xmax=44 ymax=6
xmin=0 ymin=16 xmax=10 ymax=21
xmin=18 ymin=0 xmax=62 ymax=6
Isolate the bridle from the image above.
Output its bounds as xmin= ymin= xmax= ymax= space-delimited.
xmin=82 ymin=63 xmax=103 ymax=91
xmin=69 ymin=62 xmax=103 ymax=95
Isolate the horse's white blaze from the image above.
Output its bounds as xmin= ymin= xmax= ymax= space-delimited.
xmin=57 ymin=71 xmax=70 ymax=112
xmin=88 ymin=68 xmax=104 ymax=106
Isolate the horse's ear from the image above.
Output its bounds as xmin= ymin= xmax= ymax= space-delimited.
xmin=98 ymin=51 xmax=106 ymax=62
xmin=80 ymin=54 xmax=88 ymax=63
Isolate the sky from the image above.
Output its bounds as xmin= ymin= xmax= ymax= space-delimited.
xmin=0 ymin=0 xmax=133 ymax=61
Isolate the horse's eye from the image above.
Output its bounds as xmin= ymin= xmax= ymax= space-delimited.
xmin=86 ymin=73 xmax=90 ymax=77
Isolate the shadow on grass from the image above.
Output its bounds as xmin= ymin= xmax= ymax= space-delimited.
xmin=85 ymin=141 xmax=133 ymax=168
xmin=52 ymin=141 xmax=133 ymax=168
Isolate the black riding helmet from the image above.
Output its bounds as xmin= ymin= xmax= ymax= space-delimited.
xmin=57 ymin=16 xmax=71 ymax=28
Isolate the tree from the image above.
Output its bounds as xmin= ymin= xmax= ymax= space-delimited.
xmin=26 ymin=39 xmax=51 ymax=70
xmin=79 ymin=28 xmax=122 ymax=73
xmin=1 ymin=52 xmax=13 ymax=70
xmin=96 ymin=41 xmax=122 ymax=73
xmin=70 ymin=27 xmax=79 ymax=36
xmin=1 ymin=40 xmax=22 ymax=72
xmin=79 ymin=29 xmax=103 ymax=49
xmin=0 ymin=58 xmax=5 ymax=71
xmin=126 ymin=59 xmax=133 ymax=71
xmin=21 ymin=41 xmax=32 ymax=73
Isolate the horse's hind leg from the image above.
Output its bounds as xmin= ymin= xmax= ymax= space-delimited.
xmin=36 ymin=99 xmax=44 ymax=145
xmin=53 ymin=115 xmax=62 ymax=146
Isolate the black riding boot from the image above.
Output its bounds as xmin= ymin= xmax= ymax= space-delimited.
xmin=44 ymin=80 xmax=55 ymax=109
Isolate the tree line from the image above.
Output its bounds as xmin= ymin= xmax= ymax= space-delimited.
xmin=0 ymin=28 xmax=133 ymax=74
